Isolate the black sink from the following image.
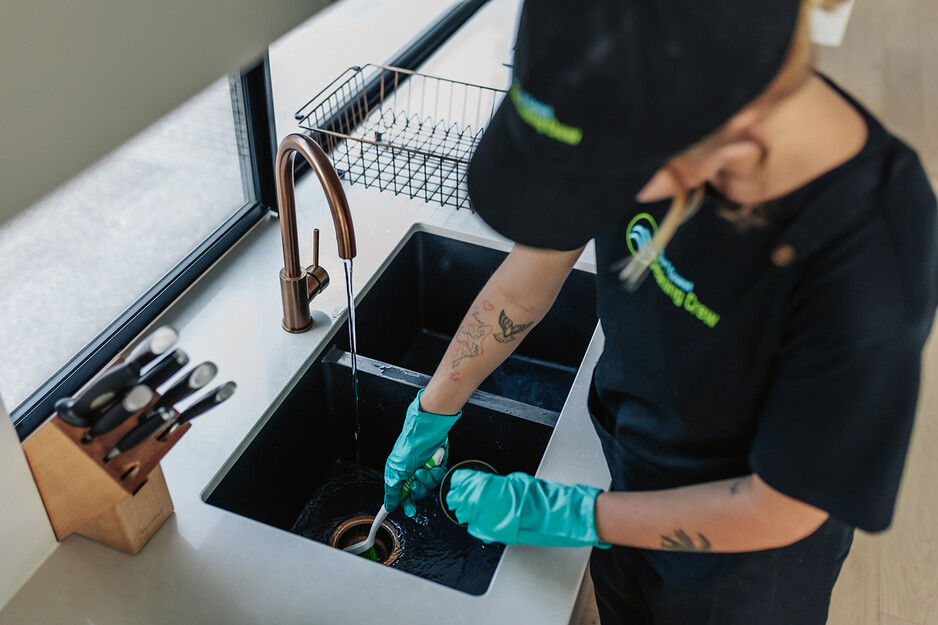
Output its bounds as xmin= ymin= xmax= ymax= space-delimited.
xmin=204 ymin=230 xmax=596 ymax=595
xmin=341 ymin=231 xmax=596 ymax=413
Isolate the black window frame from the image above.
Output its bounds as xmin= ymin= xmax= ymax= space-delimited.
xmin=12 ymin=0 xmax=490 ymax=439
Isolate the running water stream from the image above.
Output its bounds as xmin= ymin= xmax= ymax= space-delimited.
xmin=343 ymin=258 xmax=361 ymax=465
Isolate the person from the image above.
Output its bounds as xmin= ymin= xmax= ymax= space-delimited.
xmin=383 ymin=0 xmax=938 ymax=622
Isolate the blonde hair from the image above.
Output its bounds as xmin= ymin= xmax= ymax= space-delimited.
xmin=814 ymin=0 xmax=852 ymax=10
xmin=753 ymin=0 xmax=852 ymax=107
xmin=619 ymin=0 xmax=851 ymax=289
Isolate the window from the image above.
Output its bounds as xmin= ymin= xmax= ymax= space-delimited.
xmin=3 ymin=63 xmax=272 ymax=438
xmin=4 ymin=0 xmax=489 ymax=438
xmin=0 ymin=77 xmax=251 ymax=412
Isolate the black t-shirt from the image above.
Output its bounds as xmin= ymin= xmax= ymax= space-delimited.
xmin=591 ymin=84 xmax=938 ymax=532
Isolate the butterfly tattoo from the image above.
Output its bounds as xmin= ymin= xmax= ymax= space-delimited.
xmin=493 ymin=310 xmax=533 ymax=344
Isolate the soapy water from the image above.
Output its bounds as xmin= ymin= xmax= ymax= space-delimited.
xmin=290 ymin=460 xmax=502 ymax=595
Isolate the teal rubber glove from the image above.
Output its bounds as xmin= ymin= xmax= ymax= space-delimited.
xmin=445 ymin=470 xmax=608 ymax=548
xmin=384 ymin=390 xmax=460 ymax=516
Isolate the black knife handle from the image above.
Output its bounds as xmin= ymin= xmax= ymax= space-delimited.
xmin=56 ymin=362 xmax=142 ymax=427
xmin=54 ymin=327 xmax=176 ymax=428
xmin=105 ymin=408 xmax=175 ymax=460
xmin=83 ymin=385 xmax=154 ymax=441
xmin=177 ymin=381 xmax=237 ymax=425
xmin=125 ymin=326 xmax=179 ymax=370
xmin=154 ymin=362 xmax=218 ymax=410
xmin=139 ymin=349 xmax=189 ymax=391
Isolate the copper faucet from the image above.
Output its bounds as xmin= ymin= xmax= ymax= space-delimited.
xmin=275 ymin=133 xmax=357 ymax=333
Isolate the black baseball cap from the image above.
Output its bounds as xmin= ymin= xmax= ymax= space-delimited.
xmin=468 ymin=0 xmax=802 ymax=250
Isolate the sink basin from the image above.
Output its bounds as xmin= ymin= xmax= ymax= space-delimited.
xmin=340 ymin=231 xmax=596 ymax=412
xmin=204 ymin=229 xmax=597 ymax=595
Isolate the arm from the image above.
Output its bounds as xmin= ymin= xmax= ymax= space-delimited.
xmin=594 ymin=473 xmax=829 ymax=552
xmin=383 ymin=243 xmax=584 ymax=514
xmin=448 ymin=470 xmax=829 ymax=551
xmin=419 ymin=243 xmax=586 ymax=415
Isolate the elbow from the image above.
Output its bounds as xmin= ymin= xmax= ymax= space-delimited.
xmin=750 ymin=474 xmax=830 ymax=548
xmin=778 ymin=510 xmax=829 ymax=546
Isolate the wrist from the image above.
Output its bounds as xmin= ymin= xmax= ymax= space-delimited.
xmin=418 ymin=386 xmax=463 ymax=417
xmin=592 ymin=491 xmax=610 ymax=545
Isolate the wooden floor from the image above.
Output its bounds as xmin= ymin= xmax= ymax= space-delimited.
xmin=577 ymin=577 xmax=601 ymax=625
xmin=816 ymin=0 xmax=938 ymax=183
xmin=826 ymin=316 xmax=938 ymax=624
xmin=575 ymin=4 xmax=938 ymax=623
xmin=818 ymin=2 xmax=937 ymax=622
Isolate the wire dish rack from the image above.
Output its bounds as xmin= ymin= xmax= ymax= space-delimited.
xmin=294 ymin=64 xmax=507 ymax=210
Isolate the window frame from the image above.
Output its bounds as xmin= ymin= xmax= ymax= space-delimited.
xmin=12 ymin=0 xmax=489 ymax=439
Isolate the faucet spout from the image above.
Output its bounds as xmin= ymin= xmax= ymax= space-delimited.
xmin=275 ymin=133 xmax=357 ymax=333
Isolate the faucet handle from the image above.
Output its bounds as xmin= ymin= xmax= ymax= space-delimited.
xmin=312 ymin=228 xmax=320 ymax=268
xmin=306 ymin=228 xmax=329 ymax=301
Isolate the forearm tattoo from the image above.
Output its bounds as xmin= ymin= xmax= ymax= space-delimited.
xmin=448 ymin=305 xmax=534 ymax=370
xmin=450 ymin=311 xmax=492 ymax=368
xmin=660 ymin=529 xmax=712 ymax=552
xmin=493 ymin=309 xmax=533 ymax=343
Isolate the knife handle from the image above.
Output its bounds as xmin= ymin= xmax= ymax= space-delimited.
xmin=83 ymin=385 xmax=154 ymax=441
xmin=55 ymin=362 xmax=141 ymax=428
xmin=53 ymin=327 xmax=177 ymax=428
xmin=176 ymin=381 xmax=236 ymax=425
xmin=105 ymin=408 xmax=176 ymax=460
xmin=154 ymin=362 xmax=218 ymax=411
xmin=139 ymin=349 xmax=189 ymax=391
xmin=125 ymin=326 xmax=178 ymax=370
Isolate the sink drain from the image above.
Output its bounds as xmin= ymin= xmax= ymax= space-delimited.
xmin=330 ymin=515 xmax=401 ymax=566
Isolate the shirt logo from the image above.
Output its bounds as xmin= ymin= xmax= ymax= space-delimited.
xmin=509 ymin=80 xmax=583 ymax=146
xmin=626 ymin=213 xmax=722 ymax=328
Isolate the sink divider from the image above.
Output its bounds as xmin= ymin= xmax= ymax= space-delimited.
xmin=322 ymin=347 xmax=560 ymax=428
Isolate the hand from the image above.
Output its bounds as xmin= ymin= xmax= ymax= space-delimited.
xmin=384 ymin=390 xmax=460 ymax=516
xmin=445 ymin=470 xmax=607 ymax=548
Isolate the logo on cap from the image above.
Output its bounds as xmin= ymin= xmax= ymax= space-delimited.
xmin=509 ymin=80 xmax=583 ymax=146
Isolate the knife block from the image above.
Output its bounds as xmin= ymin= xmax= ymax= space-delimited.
xmin=22 ymin=390 xmax=191 ymax=555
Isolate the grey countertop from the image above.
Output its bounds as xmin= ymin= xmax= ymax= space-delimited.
xmin=0 ymin=2 xmax=610 ymax=623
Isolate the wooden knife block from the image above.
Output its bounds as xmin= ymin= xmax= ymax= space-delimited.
xmin=21 ymin=391 xmax=191 ymax=555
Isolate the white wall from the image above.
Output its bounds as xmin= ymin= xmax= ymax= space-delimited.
xmin=0 ymin=0 xmax=337 ymax=227
xmin=0 ymin=397 xmax=56 ymax=610
xmin=810 ymin=0 xmax=855 ymax=47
